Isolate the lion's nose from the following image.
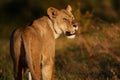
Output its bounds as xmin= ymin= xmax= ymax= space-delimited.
xmin=72 ymin=21 xmax=78 ymax=27
xmin=73 ymin=24 xmax=77 ymax=28
xmin=73 ymin=22 xmax=78 ymax=30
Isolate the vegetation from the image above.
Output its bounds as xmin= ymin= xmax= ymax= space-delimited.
xmin=0 ymin=0 xmax=120 ymax=80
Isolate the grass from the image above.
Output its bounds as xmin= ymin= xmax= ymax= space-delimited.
xmin=0 ymin=17 xmax=120 ymax=80
xmin=0 ymin=0 xmax=120 ymax=79
xmin=0 ymin=39 xmax=14 ymax=80
xmin=54 ymin=17 xmax=120 ymax=80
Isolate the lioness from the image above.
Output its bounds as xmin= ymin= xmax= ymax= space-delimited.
xmin=10 ymin=5 xmax=78 ymax=80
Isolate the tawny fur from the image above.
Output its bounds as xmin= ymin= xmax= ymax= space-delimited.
xmin=10 ymin=5 xmax=78 ymax=80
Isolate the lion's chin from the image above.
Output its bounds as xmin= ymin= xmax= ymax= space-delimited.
xmin=67 ymin=35 xmax=75 ymax=39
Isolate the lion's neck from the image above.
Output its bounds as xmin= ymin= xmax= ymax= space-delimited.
xmin=47 ymin=18 xmax=61 ymax=39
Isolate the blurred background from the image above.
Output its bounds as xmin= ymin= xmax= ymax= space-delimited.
xmin=0 ymin=0 xmax=120 ymax=80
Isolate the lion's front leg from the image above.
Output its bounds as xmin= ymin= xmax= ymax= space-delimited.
xmin=28 ymin=72 xmax=32 ymax=80
xmin=42 ymin=57 xmax=54 ymax=80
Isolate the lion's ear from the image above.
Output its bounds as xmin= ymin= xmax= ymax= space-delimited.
xmin=66 ymin=5 xmax=72 ymax=13
xmin=47 ymin=7 xmax=59 ymax=20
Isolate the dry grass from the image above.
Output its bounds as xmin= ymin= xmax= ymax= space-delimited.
xmin=0 ymin=0 xmax=120 ymax=80
xmin=54 ymin=18 xmax=120 ymax=80
xmin=0 ymin=18 xmax=120 ymax=80
xmin=0 ymin=39 xmax=14 ymax=80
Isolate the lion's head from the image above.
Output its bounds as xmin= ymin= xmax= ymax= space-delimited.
xmin=47 ymin=5 xmax=78 ymax=38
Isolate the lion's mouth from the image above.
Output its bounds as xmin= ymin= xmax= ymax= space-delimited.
xmin=66 ymin=31 xmax=75 ymax=36
xmin=65 ymin=31 xmax=76 ymax=38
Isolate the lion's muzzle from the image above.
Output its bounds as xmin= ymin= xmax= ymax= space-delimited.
xmin=66 ymin=21 xmax=78 ymax=39
xmin=65 ymin=31 xmax=76 ymax=39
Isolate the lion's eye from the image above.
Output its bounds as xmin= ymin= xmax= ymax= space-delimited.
xmin=63 ymin=18 xmax=70 ymax=23
xmin=63 ymin=18 xmax=67 ymax=21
